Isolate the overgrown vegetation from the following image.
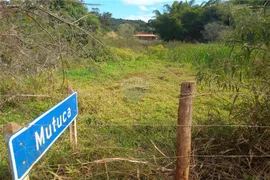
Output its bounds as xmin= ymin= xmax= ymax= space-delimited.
xmin=0 ymin=0 xmax=269 ymax=179
xmin=151 ymin=0 xmax=229 ymax=42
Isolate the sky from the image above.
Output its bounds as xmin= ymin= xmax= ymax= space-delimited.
xmin=84 ymin=0 xmax=205 ymax=22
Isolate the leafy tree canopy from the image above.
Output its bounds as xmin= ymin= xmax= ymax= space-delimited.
xmin=150 ymin=0 xmax=227 ymax=41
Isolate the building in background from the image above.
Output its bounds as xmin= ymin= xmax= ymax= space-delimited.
xmin=133 ymin=34 xmax=158 ymax=41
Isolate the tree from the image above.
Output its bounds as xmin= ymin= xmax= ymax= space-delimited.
xmin=151 ymin=0 xmax=227 ymax=41
xmin=100 ymin=12 xmax=112 ymax=31
xmin=202 ymin=22 xmax=228 ymax=41
xmin=49 ymin=0 xmax=101 ymax=32
xmin=231 ymin=0 xmax=269 ymax=5
xmin=117 ymin=23 xmax=136 ymax=38
xmin=135 ymin=23 xmax=154 ymax=34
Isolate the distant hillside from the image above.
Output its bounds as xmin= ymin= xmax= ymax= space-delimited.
xmin=110 ymin=18 xmax=146 ymax=30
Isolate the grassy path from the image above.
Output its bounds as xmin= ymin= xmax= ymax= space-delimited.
xmin=69 ymin=59 xmax=195 ymax=124
xmin=1 ymin=58 xmax=196 ymax=179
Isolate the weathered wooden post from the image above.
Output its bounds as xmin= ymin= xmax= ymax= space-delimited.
xmin=68 ymin=85 xmax=78 ymax=150
xmin=4 ymin=122 xmax=30 ymax=180
xmin=176 ymin=81 xmax=196 ymax=180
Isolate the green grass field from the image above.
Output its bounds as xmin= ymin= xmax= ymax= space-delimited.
xmin=1 ymin=43 xmax=268 ymax=179
xmin=1 ymin=57 xmax=195 ymax=179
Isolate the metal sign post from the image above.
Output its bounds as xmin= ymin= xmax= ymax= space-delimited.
xmin=7 ymin=92 xmax=78 ymax=180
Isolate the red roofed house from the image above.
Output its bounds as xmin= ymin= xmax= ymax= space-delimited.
xmin=133 ymin=34 xmax=158 ymax=41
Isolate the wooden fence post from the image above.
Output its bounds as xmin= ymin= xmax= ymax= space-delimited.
xmin=68 ymin=85 xmax=78 ymax=150
xmin=4 ymin=122 xmax=30 ymax=180
xmin=176 ymin=81 xmax=196 ymax=180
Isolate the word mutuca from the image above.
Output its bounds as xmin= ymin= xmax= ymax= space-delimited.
xmin=35 ymin=108 xmax=72 ymax=151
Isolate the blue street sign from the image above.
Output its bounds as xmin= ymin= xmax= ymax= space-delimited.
xmin=8 ymin=92 xmax=78 ymax=180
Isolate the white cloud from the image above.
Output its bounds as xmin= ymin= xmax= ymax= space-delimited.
xmin=122 ymin=0 xmax=173 ymax=6
xmin=139 ymin=5 xmax=148 ymax=11
xmin=125 ymin=13 xmax=154 ymax=22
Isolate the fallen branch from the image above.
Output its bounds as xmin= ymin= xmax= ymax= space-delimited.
xmin=92 ymin=158 xmax=149 ymax=165
xmin=150 ymin=140 xmax=169 ymax=158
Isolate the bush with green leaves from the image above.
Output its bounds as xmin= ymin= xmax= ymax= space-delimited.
xmin=0 ymin=0 xmax=114 ymax=96
xmin=151 ymin=0 xmax=228 ymax=41
xmin=147 ymin=44 xmax=168 ymax=59
xmin=197 ymin=1 xmax=270 ymax=128
xmin=202 ymin=21 xmax=229 ymax=42
xmin=110 ymin=47 xmax=137 ymax=61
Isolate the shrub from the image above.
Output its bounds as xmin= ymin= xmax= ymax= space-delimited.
xmin=147 ymin=44 xmax=168 ymax=59
xmin=202 ymin=22 xmax=229 ymax=42
xmin=110 ymin=47 xmax=136 ymax=61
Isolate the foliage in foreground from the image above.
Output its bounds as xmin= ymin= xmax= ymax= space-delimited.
xmin=0 ymin=0 xmax=115 ymax=97
xmin=1 ymin=43 xmax=269 ymax=179
xmin=0 ymin=0 xmax=269 ymax=179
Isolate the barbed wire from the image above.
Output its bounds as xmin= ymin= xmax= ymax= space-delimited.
xmin=40 ymin=155 xmax=270 ymax=168
xmin=4 ymin=123 xmax=268 ymax=128
xmin=0 ymin=90 xmax=269 ymax=99
xmin=83 ymin=124 xmax=270 ymax=128
xmin=0 ymin=87 xmax=262 ymax=96
xmin=55 ymin=146 xmax=270 ymax=158
xmin=50 ymin=149 xmax=270 ymax=160
xmin=1 ymin=123 xmax=270 ymax=129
